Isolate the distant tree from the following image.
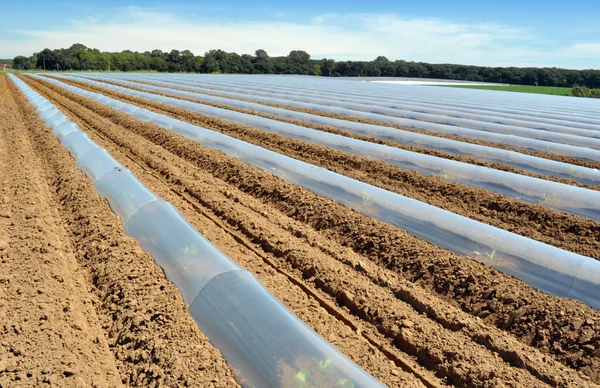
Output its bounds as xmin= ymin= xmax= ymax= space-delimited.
xmin=320 ymin=58 xmax=336 ymax=76
xmin=12 ymin=56 xmax=30 ymax=70
xmin=10 ymin=43 xmax=600 ymax=88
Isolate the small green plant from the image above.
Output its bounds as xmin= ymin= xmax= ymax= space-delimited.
xmin=541 ymin=192 xmax=557 ymax=207
xmin=474 ymin=234 xmax=502 ymax=262
xmin=436 ymin=165 xmax=449 ymax=180
xmin=485 ymin=248 xmax=497 ymax=261
xmin=362 ymin=189 xmax=373 ymax=207
xmin=545 ymin=145 xmax=551 ymax=154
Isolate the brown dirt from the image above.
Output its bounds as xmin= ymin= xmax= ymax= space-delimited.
xmin=0 ymin=75 xmax=239 ymax=387
xmin=112 ymin=77 xmax=600 ymax=172
xmin=21 ymin=74 xmax=600 ymax=386
xmin=48 ymin=76 xmax=600 ymax=261
xmin=0 ymin=77 xmax=122 ymax=387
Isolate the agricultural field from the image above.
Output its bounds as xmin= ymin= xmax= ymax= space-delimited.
xmin=1 ymin=72 xmax=600 ymax=387
xmin=444 ymin=84 xmax=574 ymax=96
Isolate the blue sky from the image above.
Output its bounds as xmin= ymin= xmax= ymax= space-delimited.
xmin=1 ymin=1 xmax=600 ymax=69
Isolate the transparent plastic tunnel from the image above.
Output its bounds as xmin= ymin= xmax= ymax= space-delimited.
xmin=153 ymin=74 xmax=600 ymax=128
xmin=94 ymin=72 xmax=600 ymax=125
xmin=72 ymin=74 xmax=600 ymax=187
xmin=119 ymin=74 xmax=600 ymax=135
xmin=70 ymin=74 xmax=600 ymax=163
xmin=49 ymin=74 xmax=600 ymax=222
xmin=153 ymin=73 xmax=600 ymax=121
xmin=85 ymin=74 xmax=600 ymax=148
xmin=35 ymin=74 xmax=600 ymax=311
xmin=13 ymin=74 xmax=385 ymax=388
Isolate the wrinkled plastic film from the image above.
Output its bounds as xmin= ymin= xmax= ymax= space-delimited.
xmin=152 ymin=76 xmax=600 ymax=132
xmin=70 ymin=74 xmax=600 ymax=166
xmin=121 ymin=75 xmax=600 ymax=140
xmin=13 ymin=74 xmax=385 ymax=388
xmin=36 ymin=74 xmax=600 ymax=310
xmin=93 ymin=169 xmax=159 ymax=223
xmin=147 ymin=74 xmax=600 ymax=121
xmin=52 ymin=121 xmax=80 ymax=140
xmin=52 ymin=74 xmax=600 ymax=222
xmin=138 ymin=73 xmax=597 ymax=115
xmin=60 ymin=131 xmax=100 ymax=160
xmin=85 ymin=75 xmax=600 ymax=151
xmin=76 ymin=148 xmax=122 ymax=182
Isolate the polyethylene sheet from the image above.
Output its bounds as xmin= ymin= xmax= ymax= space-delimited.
xmin=36 ymin=74 xmax=600 ymax=310
xmin=40 ymin=107 xmax=59 ymax=120
xmin=13 ymin=74 xmax=385 ymax=388
xmin=52 ymin=121 xmax=80 ymax=140
xmin=158 ymin=74 xmax=600 ymax=120
xmin=45 ymin=112 xmax=67 ymax=129
xmin=93 ymin=168 xmax=159 ymax=223
xmin=130 ymin=108 xmax=157 ymax=122
xmin=126 ymin=76 xmax=600 ymax=140
xmin=53 ymin=74 xmax=600 ymax=222
xmin=190 ymin=270 xmax=384 ymax=388
xmin=86 ymin=75 xmax=600 ymax=151
xmin=36 ymin=101 xmax=53 ymax=113
xmin=124 ymin=200 xmax=242 ymax=304
xmin=72 ymin=75 xmax=600 ymax=164
xmin=158 ymin=76 xmax=600 ymax=133
xmin=76 ymin=148 xmax=122 ymax=182
xmin=60 ymin=131 xmax=100 ymax=160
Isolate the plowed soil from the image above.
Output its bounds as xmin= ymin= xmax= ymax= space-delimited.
xmin=45 ymin=77 xmax=600 ymax=261
xmin=2 ymin=72 xmax=599 ymax=387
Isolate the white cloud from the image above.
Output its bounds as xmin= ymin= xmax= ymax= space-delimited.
xmin=0 ymin=6 xmax=599 ymax=69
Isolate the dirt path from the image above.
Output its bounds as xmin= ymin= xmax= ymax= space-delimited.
xmin=47 ymin=77 xmax=600 ymax=261
xmin=1 ymin=75 xmax=239 ymax=387
xmin=22 ymin=75 xmax=600 ymax=386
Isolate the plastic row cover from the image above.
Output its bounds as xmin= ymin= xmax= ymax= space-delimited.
xmin=76 ymin=75 xmax=600 ymax=163
xmin=130 ymin=75 xmax=600 ymax=135
xmin=19 ymin=77 xmax=381 ymax=387
xmin=52 ymin=75 xmax=600 ymax=222
xmin=163 ymin=73 xmax=600 ymax=120
xmin=160 ymin=74 xmax=600 ymax=127
xmin=16 ymin=74 xmax=383 ymax=388
xmin=65 ymin=74 xmax=600 ymax=187
xmin=161 ymin=76 xmax=600 ymax=129
xmin=38 ymin=74 xmax=600 ymax=311
xmin=97 ymin=73 xmax=600 ymax=129
xmin=113 ymin=76 xmax=600 ymax=149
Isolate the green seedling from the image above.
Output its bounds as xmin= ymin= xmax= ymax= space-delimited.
xmin=474 ymin=234 xmax=502 ymax=262
xmin=545 ymin=145 xmax=551 ymax=153
xmin=319 ymin=358 xmax=333 ymax=371
xmin=296 ymin=371 xmax=309 ymax=384
xmin=362 ymin=190 xmax=373 ymax=207
xmin=541 ymin=192 xmax=557 ymax=207
xmin=436 ymin=165 xmax=449 ymax=180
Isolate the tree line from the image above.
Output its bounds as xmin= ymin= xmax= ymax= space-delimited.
xmin=7 ymin=44 xmax=600 ymax=88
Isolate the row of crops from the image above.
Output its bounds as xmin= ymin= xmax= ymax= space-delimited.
xmin=16 ymin=72 xmax=600 ymax=387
